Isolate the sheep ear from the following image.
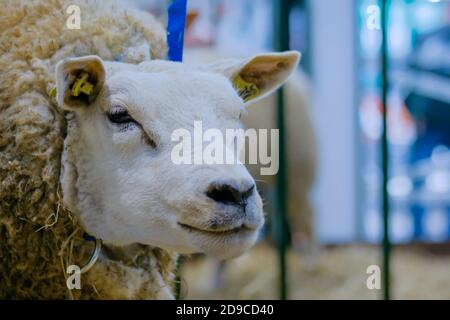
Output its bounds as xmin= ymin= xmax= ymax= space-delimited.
xmin=207 ymin=51 xmax=301 ymax=105
xmin=55 ymin=55 xmax=105 ymax=109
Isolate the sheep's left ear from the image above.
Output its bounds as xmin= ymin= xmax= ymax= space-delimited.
xmin=55 ymin=55 xmax=105 ymax=110
xmin=207 ymin=51 xmax=301 ymax=105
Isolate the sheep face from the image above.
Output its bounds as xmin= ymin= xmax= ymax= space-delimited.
xmin=55 ymin=52 xmax=300 ymax=259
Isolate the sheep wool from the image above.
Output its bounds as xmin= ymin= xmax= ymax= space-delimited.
xmin=0 ymin=0 xmax=178 ymax=299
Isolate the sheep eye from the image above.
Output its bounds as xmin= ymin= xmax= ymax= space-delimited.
xmin=107 ymin=108 xmax=135 ymax=124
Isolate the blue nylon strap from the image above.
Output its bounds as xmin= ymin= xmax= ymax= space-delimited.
xmin=83 ymin=232 xmax=97 ymax=242
xmin=167 ymin=0 xmax=187 ymax=62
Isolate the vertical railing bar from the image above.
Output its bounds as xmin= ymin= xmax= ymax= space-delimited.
xmin=380 ymin=0 xmax=391 ymax=301
xmin=273 ymin=0 xmax=291 ymax=300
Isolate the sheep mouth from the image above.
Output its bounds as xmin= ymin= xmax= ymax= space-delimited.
xmin=178 ymin=222 xmax=253 ymax=236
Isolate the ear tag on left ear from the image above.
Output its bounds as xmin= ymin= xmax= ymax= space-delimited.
xmin=71 ymin=72 xmax=94 ymax=97
xmin=233 ymin=75 xmax=260 ymax=102
xmin=48 ymin=87 xmax=57 ymax=98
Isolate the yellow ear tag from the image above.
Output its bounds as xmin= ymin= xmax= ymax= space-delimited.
xmin=233 ymin=75 xmax=260 ymax=102
xmin=48 ymin=87 xmax=57 ymax=98
xmin=71 ymin=72 xmax=94 ymax=97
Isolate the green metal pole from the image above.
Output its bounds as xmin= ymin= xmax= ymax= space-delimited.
xmin=175 ymin=256 xmax=184 ymax=300
xmin=380 ymin=0 xmax=391 ymax=300
xmin=273 ymin=0 xmax=291 ymax=300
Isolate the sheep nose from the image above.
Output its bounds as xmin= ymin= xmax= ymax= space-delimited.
xmin=206 ymin=182 xmax=255 ymax=206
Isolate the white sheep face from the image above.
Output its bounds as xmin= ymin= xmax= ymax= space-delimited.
xmin=56 ymin=52 xmax=299 ymax=259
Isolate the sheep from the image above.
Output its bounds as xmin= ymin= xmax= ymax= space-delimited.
xmin=0 ymin=0 xmax=300 ymax=299
xmin=0 ymin=0 xmax=173 ymax=300
xmin=185 ymin=48 xmax=317 ymax=250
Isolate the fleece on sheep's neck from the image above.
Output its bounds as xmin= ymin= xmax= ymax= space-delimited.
xmin=0 ymin=0 xmax=177 ymax=299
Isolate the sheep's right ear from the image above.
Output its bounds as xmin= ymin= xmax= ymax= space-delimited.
xmin=55 ymin=55 xmax=105 ymax=110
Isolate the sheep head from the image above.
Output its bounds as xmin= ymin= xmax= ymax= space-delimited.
xmin=55 ymin=52 xmax=300 ymax=259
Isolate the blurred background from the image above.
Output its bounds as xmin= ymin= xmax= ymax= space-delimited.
xmin=127 ymin=0 xmax=450 ymax=299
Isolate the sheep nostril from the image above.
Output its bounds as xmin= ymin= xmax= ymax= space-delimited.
xmin=206 ymin=183 xmax=255 ymax=206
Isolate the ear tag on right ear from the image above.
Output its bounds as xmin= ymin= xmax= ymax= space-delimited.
xmin=233 ymin=75 xmax=260 ymax=102
xmin=71 ymin=72 xmax=94 ymax=97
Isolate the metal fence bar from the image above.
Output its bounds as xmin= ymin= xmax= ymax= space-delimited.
xmin=380 ymin=0 xmax=391 ymax=301
xmin=273 ymin=0 xmax=291 ymax=300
